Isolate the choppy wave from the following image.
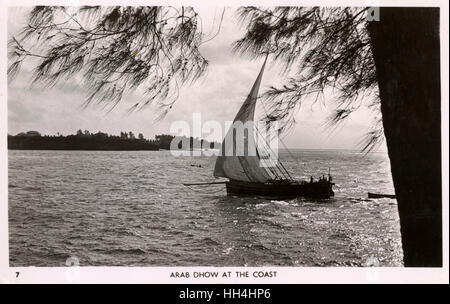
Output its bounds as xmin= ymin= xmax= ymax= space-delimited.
xmin=8 ymin=150 xmax=402 ymax=266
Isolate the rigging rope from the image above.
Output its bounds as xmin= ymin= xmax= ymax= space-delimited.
xmin=258 ymin=95 xmax=302 ymax=176
xmin=254 ymin=125 xmax=293 ymax=180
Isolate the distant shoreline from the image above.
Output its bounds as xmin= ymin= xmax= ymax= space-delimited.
xmin=7 ymin=131 xmax=220 ymax=152
xmin=7 ymin=131 xmax=384 ymax=153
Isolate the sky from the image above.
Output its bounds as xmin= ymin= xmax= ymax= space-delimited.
xmin=7 ymin=6 xmax=385 ymax=150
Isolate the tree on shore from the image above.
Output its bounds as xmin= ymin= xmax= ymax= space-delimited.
xmin=8 ymin=6 xmax=442 ymax=266
xmin=231 ymin=7 xmax=442 ymax=266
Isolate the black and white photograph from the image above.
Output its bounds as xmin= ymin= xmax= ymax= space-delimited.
xmin=0 ymin=0 xmax=448 ymax=284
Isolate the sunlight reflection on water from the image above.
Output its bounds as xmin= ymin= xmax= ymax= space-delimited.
xmin=8 ymin=150 xmax=402 ymax=266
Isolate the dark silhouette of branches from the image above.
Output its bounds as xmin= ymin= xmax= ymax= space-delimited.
xmin=233 ymin=7 xmax=382 ymax=150
xmin=8 ymin=6 xmax=209 ymax=113
xmin=9 ymin=6 xmax=382 ymax=150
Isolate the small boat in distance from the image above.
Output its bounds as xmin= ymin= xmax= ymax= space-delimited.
xmin=211 ymin=56 xmax=334 ymax=199
xmin=368 ymin=192 xmax=396 ymax=199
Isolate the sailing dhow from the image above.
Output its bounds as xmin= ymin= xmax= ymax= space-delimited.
xmin=212 ymin=57 xmax=334 ymax=199
xmin=184 ymin=57 xmax=334 ymax=199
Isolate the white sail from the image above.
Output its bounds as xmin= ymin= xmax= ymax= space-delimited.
xmin=213 ymin=57 xmax=278 ymax=183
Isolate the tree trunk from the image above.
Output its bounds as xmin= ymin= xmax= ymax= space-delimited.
xmin=368 ymin=8 xmax=442 ymax=266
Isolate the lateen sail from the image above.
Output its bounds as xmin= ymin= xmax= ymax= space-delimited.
xmin=214 ymin=57 xmax=278 ymax=183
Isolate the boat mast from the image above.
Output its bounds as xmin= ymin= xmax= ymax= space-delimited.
xmin=254 ymin=54 xmax=294 ymax=181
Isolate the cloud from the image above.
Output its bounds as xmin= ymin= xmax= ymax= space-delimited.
xmin=7 ymin=6 xmax=380 ymax=150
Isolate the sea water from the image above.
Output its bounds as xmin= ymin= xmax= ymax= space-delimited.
xmin=8 ymin=149 xmax=403 ymax=266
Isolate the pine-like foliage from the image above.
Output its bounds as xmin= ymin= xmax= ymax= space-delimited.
xmin=8 ymin=6 xmax=208 ymax=117
xmin=233 ymin=7 xmax=383 ymax=150
xmin=8 ymin=6 xmax=383 ymax=150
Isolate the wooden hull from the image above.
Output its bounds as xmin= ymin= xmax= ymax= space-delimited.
xmin=226 ymin=180 xmax=334 ymax=199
